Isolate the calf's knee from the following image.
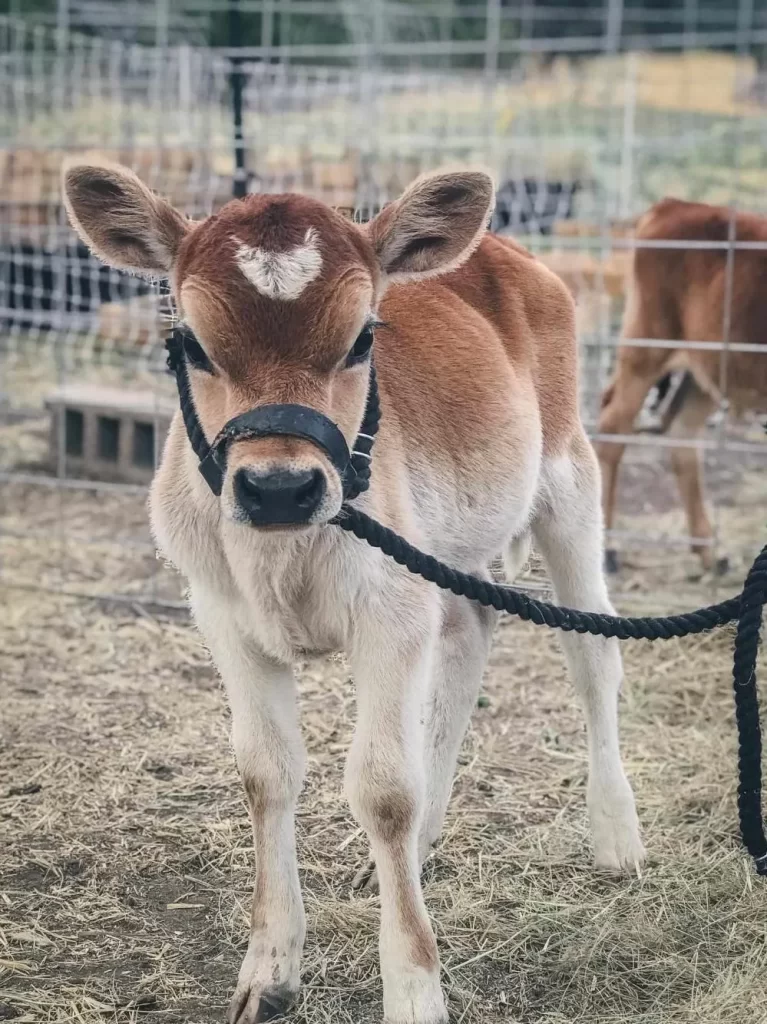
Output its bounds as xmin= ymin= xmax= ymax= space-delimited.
xmin=346 ymin=766 xmax=420 ymax=845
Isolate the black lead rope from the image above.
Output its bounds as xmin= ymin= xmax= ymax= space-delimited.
xmin=166 ymin=329 xmax=767 ymax=876
xmin=334 ymin=506 xmax=767 ymax=874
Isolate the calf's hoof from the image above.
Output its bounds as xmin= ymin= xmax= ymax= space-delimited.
xmin=589 ymin=777 xmax=646 ymax=876
xmin=383 ymin=972 xmax=448 ymax=1024
xmin=228 ymin=983 xmax=297 ymax=1024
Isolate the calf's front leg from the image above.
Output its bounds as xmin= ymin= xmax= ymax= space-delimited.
xmin=190 ymin=587 xmax=306 ymax=1024
xmin=346 ymin=593 xmax=447 ymax=1024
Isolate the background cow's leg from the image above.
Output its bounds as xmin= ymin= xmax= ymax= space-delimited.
xmin=596 ymin=365 xmax=659 ymax=573
xmin=596 ymin=275 xmax=673 ymax=575
xmin=665 ymin=381 xmax=723 ymax=573
xmin=190 ymin=586 xmax=306 ymax=1024
xmin=531 ymin=439 xmax=645 ymax=872
xmin=346 ymin=592 xmax=446 ymax=1024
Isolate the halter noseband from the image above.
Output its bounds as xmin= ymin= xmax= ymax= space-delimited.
xmin=165 ymin=326 xmax=380 ymax=504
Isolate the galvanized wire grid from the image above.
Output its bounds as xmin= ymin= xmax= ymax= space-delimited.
xmin=1 ymin=1 xmax=766 ymax=608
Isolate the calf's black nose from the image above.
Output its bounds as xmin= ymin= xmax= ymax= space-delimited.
xmin=233 ymin=467 xmax=326 ymax=525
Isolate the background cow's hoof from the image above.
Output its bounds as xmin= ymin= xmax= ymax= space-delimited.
xmin=714 ymin=555 xmax=730 ymax=577
xmin=352 ymin=842 xmax=438 ymax=895
xmin=604 ymin=549 xmax=620 ymax=574
xmin=351 ymin=857 xmax=379 ymax=894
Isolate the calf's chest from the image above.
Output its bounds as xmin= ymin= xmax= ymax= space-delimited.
xmin=220 ymin=525 xmax=380 ymax=662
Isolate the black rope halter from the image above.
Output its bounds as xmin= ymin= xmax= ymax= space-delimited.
xmin=165 ymin=325 xmax=380 ymax=500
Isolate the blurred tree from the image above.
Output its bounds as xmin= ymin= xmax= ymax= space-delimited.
xmin=2 ymin=0 xmax=764 ymax=65
xmin=1 ymin=0 xmax=56 ymax=15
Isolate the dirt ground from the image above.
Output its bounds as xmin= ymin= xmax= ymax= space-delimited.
xmin=2 ymin=349 xmax=767 ymax=1024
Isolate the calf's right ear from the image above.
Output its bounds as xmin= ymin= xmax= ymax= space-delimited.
xmin=61 ymin=158 xmax=189 ymax=277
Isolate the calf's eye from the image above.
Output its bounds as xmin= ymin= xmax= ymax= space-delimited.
xmin=183 ymin=333 xmax=214 ymax=373
xmin=345 ymin=325 xmax=374 ymax=367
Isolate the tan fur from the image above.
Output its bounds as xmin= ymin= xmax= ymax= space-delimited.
xmin=63 ymin=162 xmax=643 ymax=1024
xmin=597 ymin=198 xmax=767 ymax=571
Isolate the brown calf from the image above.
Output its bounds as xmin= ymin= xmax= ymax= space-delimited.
xmin=63 ymin=160 xmax=643 ymax=1024
xmin=597 ymin=197 xmax=767 ymax=573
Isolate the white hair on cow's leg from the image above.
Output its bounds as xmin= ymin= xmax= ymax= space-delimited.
xmin=345 ymin=583 xmax=448 ymax=1024
xmin=188 ymin=582 xmax=307 ymax=1022
xmin=419 ymin=591 xmax=496 ymax=864
xmin=233 ymin=227 xmax=323 ymax=300
xmin=532 ymin=441 xmax=645 ymax=874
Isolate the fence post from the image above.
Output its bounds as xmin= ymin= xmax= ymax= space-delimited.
xmin=483 ymin=0 xmax=501 ymax=171
xmin=604 ymin=0 xmax=624 ymax=54
xmin=229 ymin=0 xmax=247 ymax=199
xmin=56 ymin=0 xmax=69 ymax=39
xmin=356 ymin=0 xmax=383 ymax=219
xmin=619 ymin=51 xmax=637 ymax=220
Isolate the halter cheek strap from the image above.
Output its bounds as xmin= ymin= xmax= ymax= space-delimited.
xmin=165 ymin=327 xmax=380 ymax=501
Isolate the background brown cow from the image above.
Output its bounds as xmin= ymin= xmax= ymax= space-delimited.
xmin=597 ymin=198 xmax=767 ymax=574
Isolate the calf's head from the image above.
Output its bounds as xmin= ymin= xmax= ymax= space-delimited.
xmin=62 ymin=159 xmax=494 ymax=528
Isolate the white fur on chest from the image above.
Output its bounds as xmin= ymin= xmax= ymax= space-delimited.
xmin=220 ymin=523 xmax=381 ymax=662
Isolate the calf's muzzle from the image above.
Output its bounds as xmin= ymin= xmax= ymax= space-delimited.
xmin=234 ymin=465 xmax=326 ymax=525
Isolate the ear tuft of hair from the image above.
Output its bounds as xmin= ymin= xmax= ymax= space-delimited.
xmin=61 ymin=156 xmax=189 ymax=278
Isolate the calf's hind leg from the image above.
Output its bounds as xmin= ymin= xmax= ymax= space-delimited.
xmin=418 ymin=593 xmax=496 ymax=864
xmin=353 ymin=591 xmax=496 ymax=893
xmin=532 ymin=440 xmax=645 ymax=872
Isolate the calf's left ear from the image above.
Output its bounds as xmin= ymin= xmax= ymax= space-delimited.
xmin=365 ymin=170 xmax=495 ymax=283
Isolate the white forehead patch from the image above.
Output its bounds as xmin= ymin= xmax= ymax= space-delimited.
xmin=232 ymin=227 xmax=323 ymax=301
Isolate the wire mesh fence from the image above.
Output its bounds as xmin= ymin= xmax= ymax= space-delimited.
xmin=1 ymin=1 xmax=766 ymax=608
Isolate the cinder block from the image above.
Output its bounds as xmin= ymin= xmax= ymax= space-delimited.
xmin=46 ymin=384 xmax=176 ymax=484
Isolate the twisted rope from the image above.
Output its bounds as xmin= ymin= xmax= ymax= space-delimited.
xmin=334 ymin=506 xmax=767 ymax=874
xmin=732 ymin=549 xmax=767 ymax=872
xmin=334 ymin=507 xmax=743 ymax=639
